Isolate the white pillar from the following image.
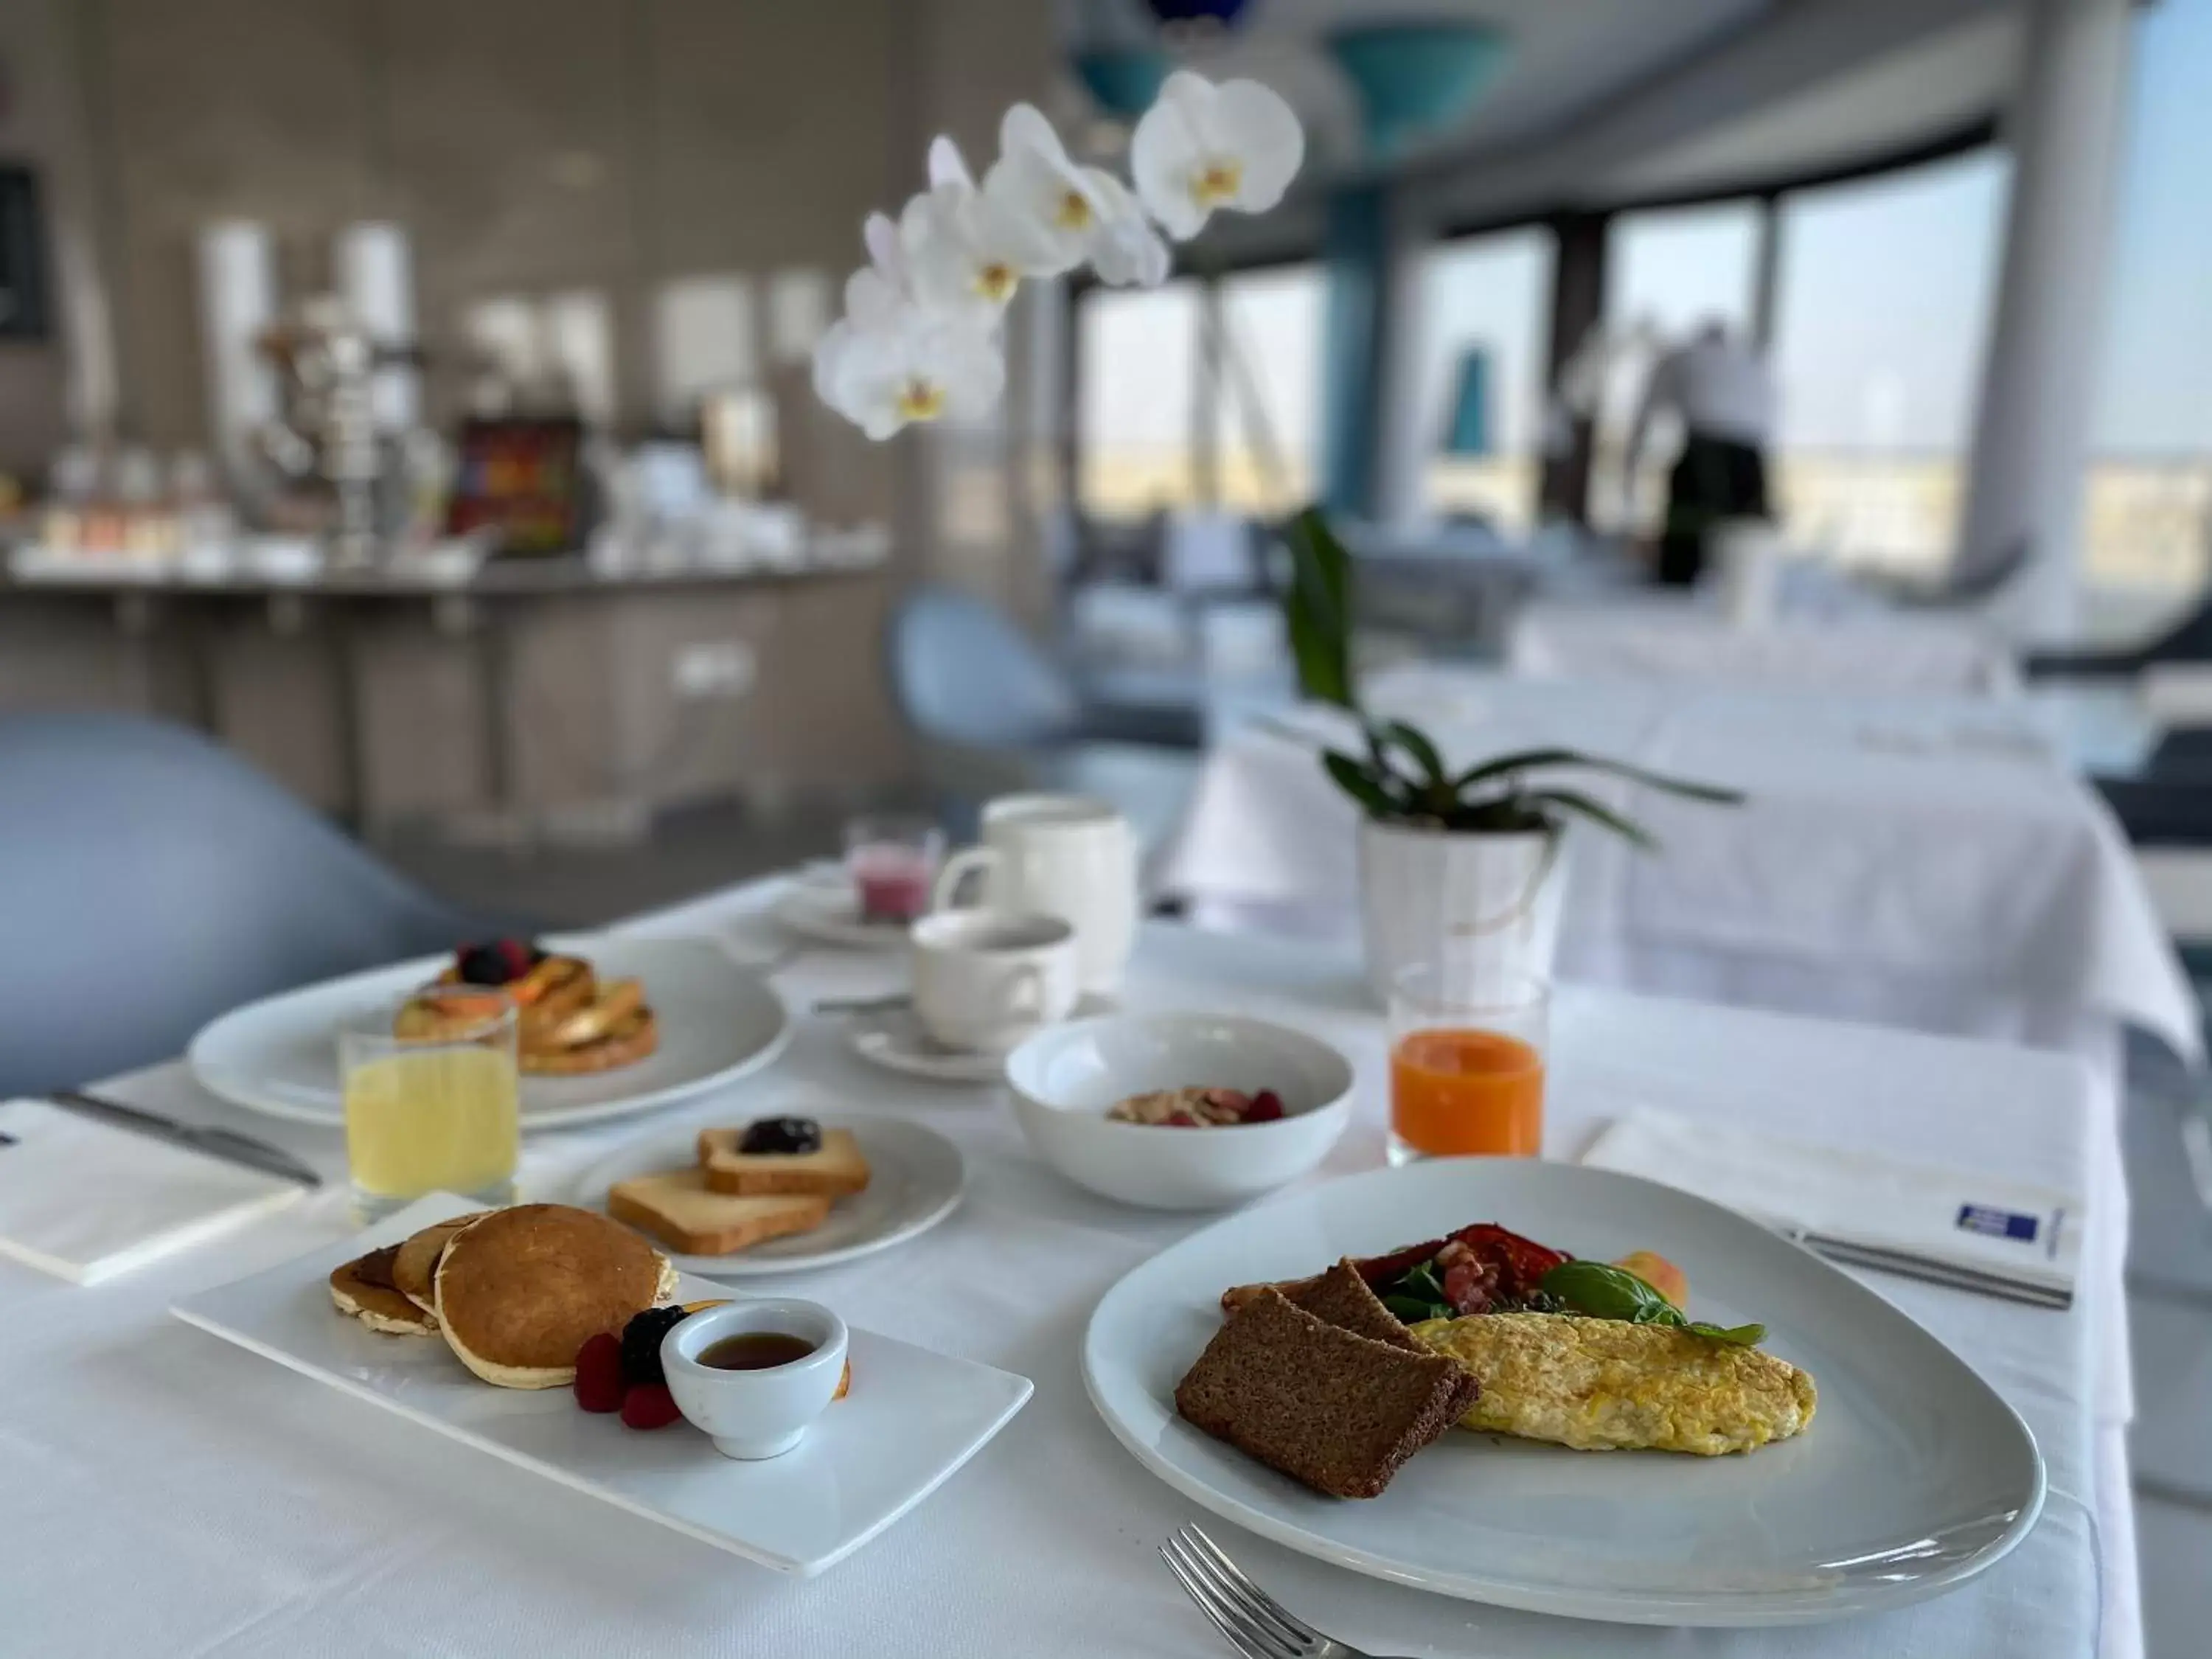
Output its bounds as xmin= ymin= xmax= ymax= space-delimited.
xmin=1961 ymin=0 xmax=2135 ymax=641
xmin=1371 ymin=193 xmax=1434 ymax=531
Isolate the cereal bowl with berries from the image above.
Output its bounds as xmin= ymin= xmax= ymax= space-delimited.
xmin=1004 ymin=1013 xmax=1353 ymax=1209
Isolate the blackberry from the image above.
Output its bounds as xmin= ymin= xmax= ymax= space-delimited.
xmin=619 ymin=1304 xmax=692 ymax=1387
xmin=739 ymin=1116 xmax=821 ymax=1155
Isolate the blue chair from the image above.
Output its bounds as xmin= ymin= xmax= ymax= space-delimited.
xmin=0 ymin=712 xmax=490 ymax=1095
xmin=886 ymin=585 xmax=1202 ymax=849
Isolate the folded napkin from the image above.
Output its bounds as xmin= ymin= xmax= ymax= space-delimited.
xmin=1582 ymin=1107 xmax=2081 ymax=1298
xmin=0 ymin=1099 xmax=305 ymax=1284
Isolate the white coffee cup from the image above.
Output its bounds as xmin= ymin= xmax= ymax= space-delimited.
xmin=910 ymin=910 xmax=1080 ymax=1054
xmin=932 ymin=794 xmax=1138 ymax=995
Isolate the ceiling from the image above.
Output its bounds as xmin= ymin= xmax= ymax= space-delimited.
xmin=1054 ymin=0 xmax=2022 ymax=206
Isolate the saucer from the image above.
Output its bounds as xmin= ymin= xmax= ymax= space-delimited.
xmin=846 ymin=995 xmax=1118 ymax=1085
xmin=771 ymin=873 xmax=912 ymax=952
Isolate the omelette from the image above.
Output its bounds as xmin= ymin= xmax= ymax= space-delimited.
xmin=1411 ymin=1312 xmax=1817 ymax=1456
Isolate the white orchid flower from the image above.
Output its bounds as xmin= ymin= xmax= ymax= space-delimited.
xmin=1081 ymin=167 xmax=1171 ymax=288
xmin=894 ymin=133 xmax=1060 ymax=322
xmin=1130 ymin=70 xmax=1304 ymax=240
xmin=981 ymin=105 xmax=1115 ymax=277
xmin=812 ymin=302 xmax=1006 ymax=441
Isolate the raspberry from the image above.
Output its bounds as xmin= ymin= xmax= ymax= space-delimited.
xmin=573 ymin=1333 xmax=623 ymax=1413
xmin=620 ymin=1381 xmax=681 ymax=1430
xmin=619 ymin=1304 xmax=692 ymax=1387
xmin=1245 ymin=1089 xmax=1284 ymax=1123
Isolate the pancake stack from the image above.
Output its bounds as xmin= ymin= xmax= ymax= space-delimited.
xmin=412 ymin=941 xmax=660 ymax=1075
xmin=328 ymin=1204 xmax=677 ymax=1389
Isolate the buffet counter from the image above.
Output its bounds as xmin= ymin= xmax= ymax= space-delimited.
xmin=0 ymin=557 xmax=913 ymax=834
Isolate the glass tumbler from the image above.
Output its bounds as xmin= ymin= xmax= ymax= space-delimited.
xmin=339 ymin=984 xmax=520 ymax=1221
xmin=1388 ymin=965 xmax=1548 ymax=1164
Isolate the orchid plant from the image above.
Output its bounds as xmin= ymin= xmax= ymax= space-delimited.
xmin=1284 ymin=509 xmax=1743 ymax=842
xmin=814 ymin=71 xmax=1304 ymax=438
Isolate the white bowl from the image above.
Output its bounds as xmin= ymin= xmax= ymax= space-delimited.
xmin=663 ymin=1299 xmax=849 ymax=1461
xmin=1004 ymin=1013 xmax=1353 ymax=1209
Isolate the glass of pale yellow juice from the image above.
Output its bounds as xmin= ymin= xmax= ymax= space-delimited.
xmin=339 ymin=986 xmax=520 ymax=1220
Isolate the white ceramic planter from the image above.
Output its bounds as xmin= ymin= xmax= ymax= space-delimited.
xmin=1357 ymin=820 xmax=1565 ymax=1004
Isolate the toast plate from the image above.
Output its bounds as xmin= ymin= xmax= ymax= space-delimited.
xmin=573 ymin=1115 xmax=965 ymax=1277
xmin=1083 ymin=1157 xmax=2044 ymax=1627
xmin=172 ymin=1194 xmax=1030 ymax=1576
xmin=188 ymin=935 xmax=791 ymax=1132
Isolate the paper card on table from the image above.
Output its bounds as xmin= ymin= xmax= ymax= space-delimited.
xmin=1582 ymin=1106 xmax=2081 ymax=1296
xmin=0 ymin=1099 xmax=304 ymax=1285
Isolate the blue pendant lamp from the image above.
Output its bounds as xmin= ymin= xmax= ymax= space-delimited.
xmin=1328 ymin=21 xmax=1511 ymax=158
xmin=1144 ymin=0 xmax=1253 ymax=22
xmin=1071 ymin=45 xmax=1172 ymax=121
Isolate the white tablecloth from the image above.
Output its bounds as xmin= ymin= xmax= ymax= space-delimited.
xmin=1509 ymin=599 xmax=2021 ymax=698
xmin=1164 ymin=669 xmax=2198 ymax=1067
xmin=0 ymin=885 xmax=2130 ymax=1658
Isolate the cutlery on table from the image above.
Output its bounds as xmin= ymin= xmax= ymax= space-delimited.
xmin=814 ymin=994 xmax=911 ymax=1016
xmin=1783 ymin=1227 xmax=2070 ymax=1310
xmin=1161 ymin=1523 xmax=1407 ymax=1659
xmin=44 ymin=1089 xmax=323 ymax=1189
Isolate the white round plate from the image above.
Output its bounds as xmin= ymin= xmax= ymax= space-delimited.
xmin=187 ymin=935 xmax=791 ymax=1132
xmin=574 ymin=1115 xmax=965 ymax=1276
xmin=771 ymin=874 xmax=910 ymax=952
xmin=846 ymin=994 xmax=1118 ymax=1085
xmin=1083 ymin=1157 xmax=2045 ymax=1627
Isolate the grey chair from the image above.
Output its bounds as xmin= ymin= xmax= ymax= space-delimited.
xmin=0 ymin=711 xmax=489 ymax=1096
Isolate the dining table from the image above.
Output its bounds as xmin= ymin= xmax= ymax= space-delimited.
xmin=1506 ymin=596 xmax=2021 ymax=698
xmin=0 ymin=872 xmax=2134 ymax=1658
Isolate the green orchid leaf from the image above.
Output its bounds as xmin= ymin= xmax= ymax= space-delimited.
xmin=1517 ymin=787 xmax=1663 ymax=851
xmin=1283 ymin=507 xmax=1356 ymax=710
xmin=1451 ymin=747 xmax=1744 ymax=807
xmin=1375 ymin=720 xmax=1450 ymax=790
xmin=1322 ymin=749 xmax=1399 ymax=819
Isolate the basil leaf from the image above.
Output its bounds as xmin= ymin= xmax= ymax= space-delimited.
xmin=1541 ymin=1262 xmax=1766 ymax=1348
xmin=1688 ymin=1322 xmax=1767 ymax=1346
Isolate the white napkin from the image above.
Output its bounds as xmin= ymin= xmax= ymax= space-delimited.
xmin=0 ymin=1099 xmax=305 ymax=1284
xmin=1582 ymin=1107 xmax=2081 ymax=1298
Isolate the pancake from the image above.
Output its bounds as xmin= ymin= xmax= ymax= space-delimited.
xmin=521 ymin=1007 xmax=658 ymax=1076
xmin=391 ymin=1211 xmax=492 ymax=1313
xmin=330 ymin=1245 xmax=437 ymax=1336
xmin=433 ymin=1203 xmax=673 ymax=1388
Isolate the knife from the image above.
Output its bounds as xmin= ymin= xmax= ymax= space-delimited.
xmin=46 ymin=1089 xmax=324 ymax=1189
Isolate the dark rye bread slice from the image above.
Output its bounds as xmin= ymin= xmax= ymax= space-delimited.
xmin=1174 ymin=1290 xmax=1481 ymax=1499
xmin=1287 ymin=1259 xmax=1424 ymax=1353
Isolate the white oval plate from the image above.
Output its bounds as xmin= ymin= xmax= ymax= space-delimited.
xmin=1083 ymin=1157 xmax=2045 ymax=1627
xmin=573 ymin=1116 xmax=965 ymax=1277
xmin=187 ymin=935 xmax=791 ymax=1133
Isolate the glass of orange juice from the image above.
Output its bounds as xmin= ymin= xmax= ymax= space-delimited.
xmin=1388 ymin=965 xmax=1547 ymax=1164
xmin=339 ymin=986 xmax=520 ymax=1220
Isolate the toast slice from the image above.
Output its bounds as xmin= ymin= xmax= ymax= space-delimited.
xmin=1287 ymin=1259 xmax=1425 ymax=1353
xmin=697 ymin=1125 xmax=871 ymax=1198
xmin=1174 ymin=1289 xmax=1480 ymax=1499
xmin=607 ymin=1168 xmax=830 ymax=1255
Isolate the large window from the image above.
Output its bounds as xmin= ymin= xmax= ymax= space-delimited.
xmin=1077 ymin=280 xmax=1202 ymax=519
xmin=1077 ymin=268 xmax=1321 ymax=522
xmin=1769 ymin=151 xmax=2010 ymax=576
xmin=1212 ymin=266 xmax=1324 ymax=513
xmin=1416 ymin=231 xmax=1548 ymax=531
xmin=1597 ymin=201 xmax=1764 ymax=532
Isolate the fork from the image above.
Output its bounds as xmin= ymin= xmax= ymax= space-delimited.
xmin=1160 ymin=1524 xmax=1408 ymax=1659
